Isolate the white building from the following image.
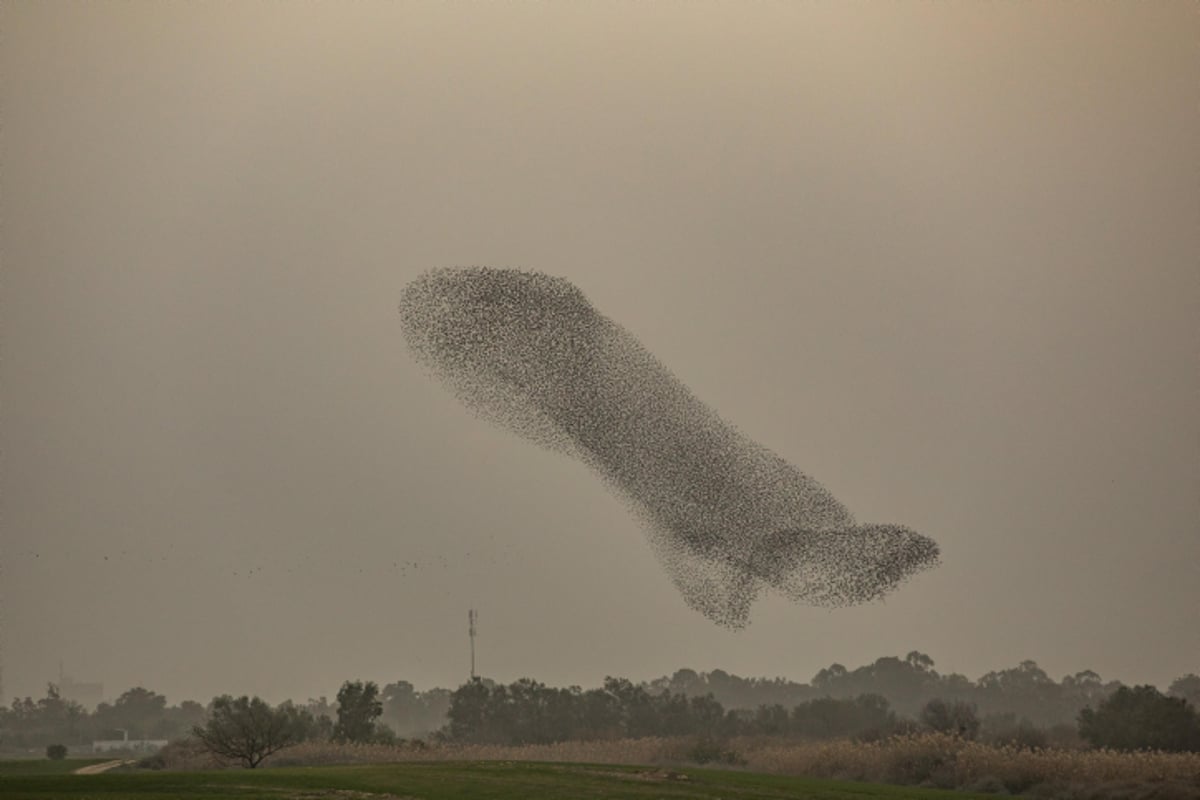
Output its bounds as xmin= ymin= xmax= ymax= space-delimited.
xmin=92 ymin=730 xmax=167 ymax=753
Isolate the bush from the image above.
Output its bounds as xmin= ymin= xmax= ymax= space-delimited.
xmin=791 ymin=694 xmax=898 ymax=740
xmin=921 ymin=698 xmax=980 ymax=740
xmin=45 ymin=743 xmax=67 ymax=760
xmin=146 ymin=737 xmax=217 ymax=770
xmin=1043 ymin=724 xmax=1083 ymax=749
xmin=885 ymin=748 xmax=953 ymax=788
xmin=982 ymin=714 xmax=1047 ymax=750
xmin=963 ymin=774 xmax=1010 ymax=794
xmin=685 ymin=736 xmax=746 ymax=766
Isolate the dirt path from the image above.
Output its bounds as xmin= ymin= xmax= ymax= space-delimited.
xmin=73 ymin=759 xmax=135 ymax=774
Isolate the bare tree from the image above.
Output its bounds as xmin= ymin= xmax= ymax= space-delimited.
xmin=193 ymin=695 xmax=312 ymax=768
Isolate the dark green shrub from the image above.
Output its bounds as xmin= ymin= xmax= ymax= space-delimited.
xmin=1078 ymin=685 xmax=1200 ymax=752
xmin=921 ymin=698 xmax=980 ymax=740
xmin=963 ymin=775 xmax=1010 ymax=795
xmin=982 ymin=713 xmax=1048 ymax=750
xmin=792 ymin=694 xmax=897 ymax=739
xmin=886 ymin=750 xmax=952 ymax=788
xmin=685 ymin=736 xmax=745 ymax=766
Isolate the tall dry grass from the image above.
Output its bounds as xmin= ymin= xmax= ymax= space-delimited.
xmin=737 ymin=733 xmax=1200 ymax=796
xmin=203 ymin=734 xmax=1200 ymax=797
xmin=265 ymin=736 xmax=686 ymax=768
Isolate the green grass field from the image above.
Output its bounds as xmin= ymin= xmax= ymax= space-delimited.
xmin=0 ymin=757 xmax=109 ymax=776
xmin=0 ymin=760 xmax=998 ymax=799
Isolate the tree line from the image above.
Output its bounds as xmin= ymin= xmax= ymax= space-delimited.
xmin=0 ymin=685 xmax=205 ymax=748
xmin=4 ymin=653 xmax=1197 ymax=761
xmin=185 ymin=674 xmax=1199 ymax=767
xmin=443 ymin=675 xmax=1200 ymax=753
xmin=0 ymin=679 xmax=448 ymax=751
xmin=651 ymin=653 xmax=1190 ymax=728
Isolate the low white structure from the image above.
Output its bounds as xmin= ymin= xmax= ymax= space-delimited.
xmin=92 ymin=730 xmax=167 ymax=753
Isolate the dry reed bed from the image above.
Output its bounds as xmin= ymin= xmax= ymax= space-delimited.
xmin=262 ymin=733 xmax=1200 ymax=794
xmin=267 ymin=737 xmax=680 ymax=768
xmin=738 ymin=733 xmax=1200 ymax=790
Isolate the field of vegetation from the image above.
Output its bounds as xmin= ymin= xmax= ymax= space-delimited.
xmin=0 ymin=757 xmax=108 ymax=776
xmin=6 ymin=655 xmax=1196 ymax=798
xmin=136 ymin=733 xmax=1200 ymax=799
xmin=0 ymin=759 xmax=1000 ymax=800
xmin=5 ymin=735 xmax=1200 ymax=799
xmin=276 ymin=734 xmax=1200 ymax=796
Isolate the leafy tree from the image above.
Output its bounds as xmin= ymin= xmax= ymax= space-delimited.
xmin=161 ymin=700 xmax=207 ymax=740
xmin=94 ymin=687 xmax=169 ymax=740
xmin=419 ymin=688 xmax=452 ymax=733
xmin=667 ymin=668 xmax=702 ymax=694
xmin=976 ymin=660 xmax=1065 ymax=726
xmin=445 ymin=675 xmax=729 ymax=745
xmin=1078 ymin=685 xmax=1200 ymax=752
xmin=1168 ymin=674 xmax=1200 ymax=709
xmin=981 ymin=712 xmax=1047 ymax=750
xmin=810 ymin=656 xmax=940 ymax=716
xmin=811 ymin=663 xmax=848 ymax=692
xmin=114 ymin=687 xmax=167 ymax=717
xmin=751 ymin=704 xmax=791 ymax=736
xmin=192 ymin=695 xmax=312 ymax=768
xmin=906 ymin=651 xmax=936 ymax=673
xmin=650 ymin=668 xmax=815 ymax=712
xmin=334 ymin=680 xmax=383 ymax=743
xmin=45 ymin=743 xmax=67 ymax=760
xmin=1060 ymin=671 xmax=1106 ymax=703
xmin=0 ymin=684 xmax=89 ymax=747
xmin=300 ymin=696 xmax=335 ymax=740
xmin=920 ymin=698 xmax=980 ymax=740
xmin=446 ymin=678 xmax=529 ymax=744
xmin=380 ymin=681 xmax=417 ymax=734
xmin=446 ymin=679 xmax=489 ymax=742
xmin=602 ymin=677 xmax=658 ymax=738
xmin=575 ymin=686 xmax=622 ymax=739
xmin=791 ymin=694 xmax=897 ymax=739
xmin=378 ymin=684 xmax=453 ymax=738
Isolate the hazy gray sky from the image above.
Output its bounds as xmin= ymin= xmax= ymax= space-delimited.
xmin=3 ymin=2 xmax=1196 ymax=706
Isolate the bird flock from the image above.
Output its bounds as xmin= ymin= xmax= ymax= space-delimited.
xmin=400 ymin=267 xmax=938 ymax=628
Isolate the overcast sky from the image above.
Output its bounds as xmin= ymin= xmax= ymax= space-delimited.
xmin=3 ymin=2 xmax=1197 ymax=706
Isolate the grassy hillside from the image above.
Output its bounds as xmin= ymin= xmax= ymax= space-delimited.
xmin=0 ymin=760 xmax=996 ymax=799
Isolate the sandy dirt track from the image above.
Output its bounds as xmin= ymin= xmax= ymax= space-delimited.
xmin=73 ymin=759 xmax=135 ymax=774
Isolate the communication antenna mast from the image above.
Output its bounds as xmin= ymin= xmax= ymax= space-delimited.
xmin=468 ymin=608 xmax=478 ymax=680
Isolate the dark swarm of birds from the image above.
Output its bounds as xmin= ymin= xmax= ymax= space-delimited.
xmin=400 ymin=267 xmax=938 ymax=628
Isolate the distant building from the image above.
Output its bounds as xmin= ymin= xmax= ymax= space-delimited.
xmin=59 ymin=675 xmax=104 ymax=710
xmin=92 ymin=739 xmax=167 ymax=753
xmin=92 ymin=731 xmax=167 ymax=753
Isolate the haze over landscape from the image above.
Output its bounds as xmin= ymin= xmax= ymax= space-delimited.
xmin=2 ymin=2 xmax=1197 ymax=708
